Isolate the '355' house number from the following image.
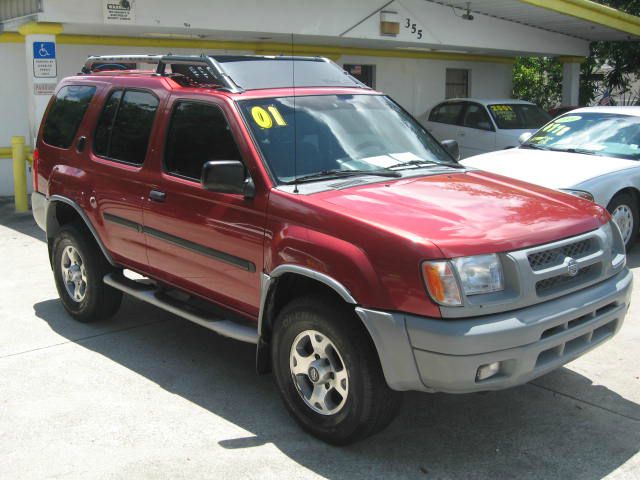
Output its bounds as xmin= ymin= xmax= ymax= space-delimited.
xmin=404 ymin=18 xmax=423 ymax=39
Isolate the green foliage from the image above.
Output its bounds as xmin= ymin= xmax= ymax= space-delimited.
xmin=513 ymin=1 xmax=640 ymax=107
xmin=512 ymin=57 xmax=562 ymax=109
xmin=590 ymin=0 xmax=640 ymax=102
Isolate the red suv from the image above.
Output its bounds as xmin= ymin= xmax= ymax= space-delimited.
xmin=32 ymin=54 xmax=632 ymax=444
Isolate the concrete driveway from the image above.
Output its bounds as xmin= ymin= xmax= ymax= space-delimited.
xmin=1 ymin=201 xmax=639 ymax=480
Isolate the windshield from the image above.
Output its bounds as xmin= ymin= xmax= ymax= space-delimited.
xmin=488 ymin=103 xmax=550 ymax=130
xmin=524 ymin=112 xmax=640 ymax=160
xmin=238 ymin=94 xmax=455 ymax=184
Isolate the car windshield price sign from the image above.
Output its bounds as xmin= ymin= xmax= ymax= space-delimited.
xmin=33 ymin=42 xmax=57 ymax=78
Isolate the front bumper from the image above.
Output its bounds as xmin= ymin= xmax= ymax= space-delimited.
xmin=356 ymin=268 xmax=632 ymax=393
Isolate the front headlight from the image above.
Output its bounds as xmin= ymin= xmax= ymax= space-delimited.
xmin=422 ymin=254 xmax=504 ymax=306
xmin=561 ymin=189 xmax=595 ymax=202
xmin=602 ymin=220 xmax=626 ymax=263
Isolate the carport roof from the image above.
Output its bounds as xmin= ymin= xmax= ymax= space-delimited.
xmin=431 ymin=0 xmax=640 ymax=40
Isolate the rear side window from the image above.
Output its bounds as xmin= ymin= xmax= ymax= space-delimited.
xmin=165 ymin=101 xmax=241 ymax=180
xmin=43 ymin=85 xmax=96 ymax=149
xmin=94 ymin=89 xmax=159 ymax=165
xmin=429 ymin=103 xmax=464 ymax=125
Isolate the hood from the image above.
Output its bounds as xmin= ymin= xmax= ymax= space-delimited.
xmin=461 ymin=147 xmax=638 ymax=189
xmin=313 ymin=171 xmax=608 ymax=258
xmin=496 ymin=128 xmax=534 ymax=139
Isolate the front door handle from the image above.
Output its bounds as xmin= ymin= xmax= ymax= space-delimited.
xmin=149 ymin=190 xmax=166 ymax=202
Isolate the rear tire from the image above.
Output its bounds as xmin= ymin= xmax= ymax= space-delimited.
xmin=271 ymin=294 xmax=402 ymax=445
xmin=607 ymin=193 xmax=638 ymax=251
xmin=52 ymin=224 xmax=122 ymax=322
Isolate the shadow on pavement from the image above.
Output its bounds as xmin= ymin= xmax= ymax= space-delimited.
xmin=34 ymin=296 xmax=640 ymax=480
xmin=0 ymin=200 xmax=45 ymax=243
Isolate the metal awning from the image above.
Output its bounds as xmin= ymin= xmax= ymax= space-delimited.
xmin=430 ymin=0 xmax=640 ymax=41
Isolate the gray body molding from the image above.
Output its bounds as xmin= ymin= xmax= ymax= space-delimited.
xmin=258 ymin=264 xmax=357 ymax=335
xmin=37 ymin=192 xmax=116 ymax=266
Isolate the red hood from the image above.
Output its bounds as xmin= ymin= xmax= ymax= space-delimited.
xmin=313 ymin=171 xmax=608 ymax=258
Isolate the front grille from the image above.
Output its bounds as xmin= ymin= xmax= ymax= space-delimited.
xmin=528 ymin=238 xmax=594 ymax=271
xmin=536 ymin=265 xmax=599 ymax=295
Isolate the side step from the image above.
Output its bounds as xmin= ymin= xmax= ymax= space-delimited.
xmin=104 ymin=273 xmax=259 ymax=344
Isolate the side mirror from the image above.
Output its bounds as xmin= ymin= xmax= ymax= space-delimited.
xmin=518 ymin=132 xmax=533 ymax=144
xmin=441 ymin=139 xmax=460 ymax=162
xmin=201 ymin=160 xmax=255 ymax=198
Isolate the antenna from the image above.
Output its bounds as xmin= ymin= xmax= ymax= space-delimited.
xmin=291 ymin=33 xmax=299 ymax=194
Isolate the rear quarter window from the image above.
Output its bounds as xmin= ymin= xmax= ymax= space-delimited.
xmin=429 ymin=103 xmax=464 ymax=125
xmin=42 ymin=85 xmax=96 ymax=149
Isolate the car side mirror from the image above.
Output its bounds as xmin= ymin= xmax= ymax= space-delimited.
xmin=518 ymin=132 xmax=533 ymax=144
xmin=201 ymin=160 xmax=255 ymax=199
xmin=441 ymin=139 xmax=460 ymax=162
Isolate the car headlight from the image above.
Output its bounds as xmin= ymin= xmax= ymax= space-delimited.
xmin=422 ymin=254 xmax=504 ymax=306
xmin=602 ymin=220 xmax=626 ymax=264
xmin=561 ymin=189 xmax=594 ymax=202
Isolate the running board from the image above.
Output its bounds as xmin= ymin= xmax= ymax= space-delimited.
xmin=104 ymin=273 xmax=259 ymax=344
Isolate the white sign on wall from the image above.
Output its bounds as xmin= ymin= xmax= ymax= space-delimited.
xmin=103 ymin=0 xmax=135 ymax=23
xmin=34 ymin=83 xmax=56 ymax=96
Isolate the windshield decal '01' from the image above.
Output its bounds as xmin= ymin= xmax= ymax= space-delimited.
xmin=251 ymin=105 xmax=287 ymax=128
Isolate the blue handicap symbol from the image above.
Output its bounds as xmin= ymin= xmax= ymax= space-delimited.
xmin=33 ymin=42 xmax=56 ymax=59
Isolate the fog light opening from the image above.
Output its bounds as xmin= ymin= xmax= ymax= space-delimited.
xmin=476 ymin=362 xmax=501 ymax=382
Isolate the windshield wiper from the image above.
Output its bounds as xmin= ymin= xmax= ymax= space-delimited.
xmin=548 ymin=147 xmax=600 ymax=156
xmin=521 ymin=143 xmax=548 ymax=150
xmin=287 ymin=169 xmax=401 ymax=184
xmin=389 ymin=160 xmax=464 ymax=170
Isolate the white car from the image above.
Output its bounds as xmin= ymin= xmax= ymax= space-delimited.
xmin=461 ymin=106 xmax=640 ymax=250
xmin=421 ymin=99 xmax=550 ymax=158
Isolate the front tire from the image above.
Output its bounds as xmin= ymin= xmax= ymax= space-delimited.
xmin=607 ymin=193 xmax=638 ymax=251
xmin=271 ymin=295 xmax=401 ymax=445
xmin=52 ymin=224 xmax=122 ymax=322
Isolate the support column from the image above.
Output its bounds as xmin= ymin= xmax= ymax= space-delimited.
xmin=559 ymin=56 xmax=585 ymax=106
xmin=18 ymin=22 xmax=63 ymax=145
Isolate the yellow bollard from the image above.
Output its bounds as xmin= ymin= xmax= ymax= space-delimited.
xmin=11 ymin=136 xmax=28 ymax=213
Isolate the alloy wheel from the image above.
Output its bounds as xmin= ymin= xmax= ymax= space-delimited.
xmin=289 ymin=329 xmax=349 ymax=415
xmin=60 ymin=245 xmax=88 ymax=303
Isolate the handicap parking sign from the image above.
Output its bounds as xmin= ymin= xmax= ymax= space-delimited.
xmin=33 ymin=42 xmax=56 ymax=59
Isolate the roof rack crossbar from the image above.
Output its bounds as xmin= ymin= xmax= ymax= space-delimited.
xmin=82 ymin=55 xmax=163 ymax=73
xmin=81 ymin=54 xmax=243 ymax=93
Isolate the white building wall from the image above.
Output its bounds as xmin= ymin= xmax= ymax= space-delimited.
xmin=0 ymin=42 xmax=30 ymax=197
xmin=339 ymin=55 xmax=513 ymax=117
xmin=38 ymin=0 xmax=589 ymax=56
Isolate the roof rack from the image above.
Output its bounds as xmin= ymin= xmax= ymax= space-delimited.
xmin=82 ymin=54 xmax=244 ymax=93
xmin=81 ymin=54 xmax=368 ymax=92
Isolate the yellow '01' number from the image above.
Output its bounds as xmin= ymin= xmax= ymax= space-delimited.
xmin=251 ymin=106 xmax=287 ymax=129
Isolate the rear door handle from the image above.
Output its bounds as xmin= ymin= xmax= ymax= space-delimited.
xmin=76 ymin=136 xmax=87 ymax=153
xmin=149 ymin=190 xmax=166 ymax=202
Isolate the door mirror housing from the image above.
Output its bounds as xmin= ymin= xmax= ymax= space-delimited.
xmin=441 ymin=139 xmax=460 ymax=162
xmin=518 ymin=132 xmax=533 ymax=144
xmin=201 ymin=160 xmax=255 ymax=198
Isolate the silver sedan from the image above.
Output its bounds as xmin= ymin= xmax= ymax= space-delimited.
xmin=462 ymin=106 xmax=640 ymax=250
